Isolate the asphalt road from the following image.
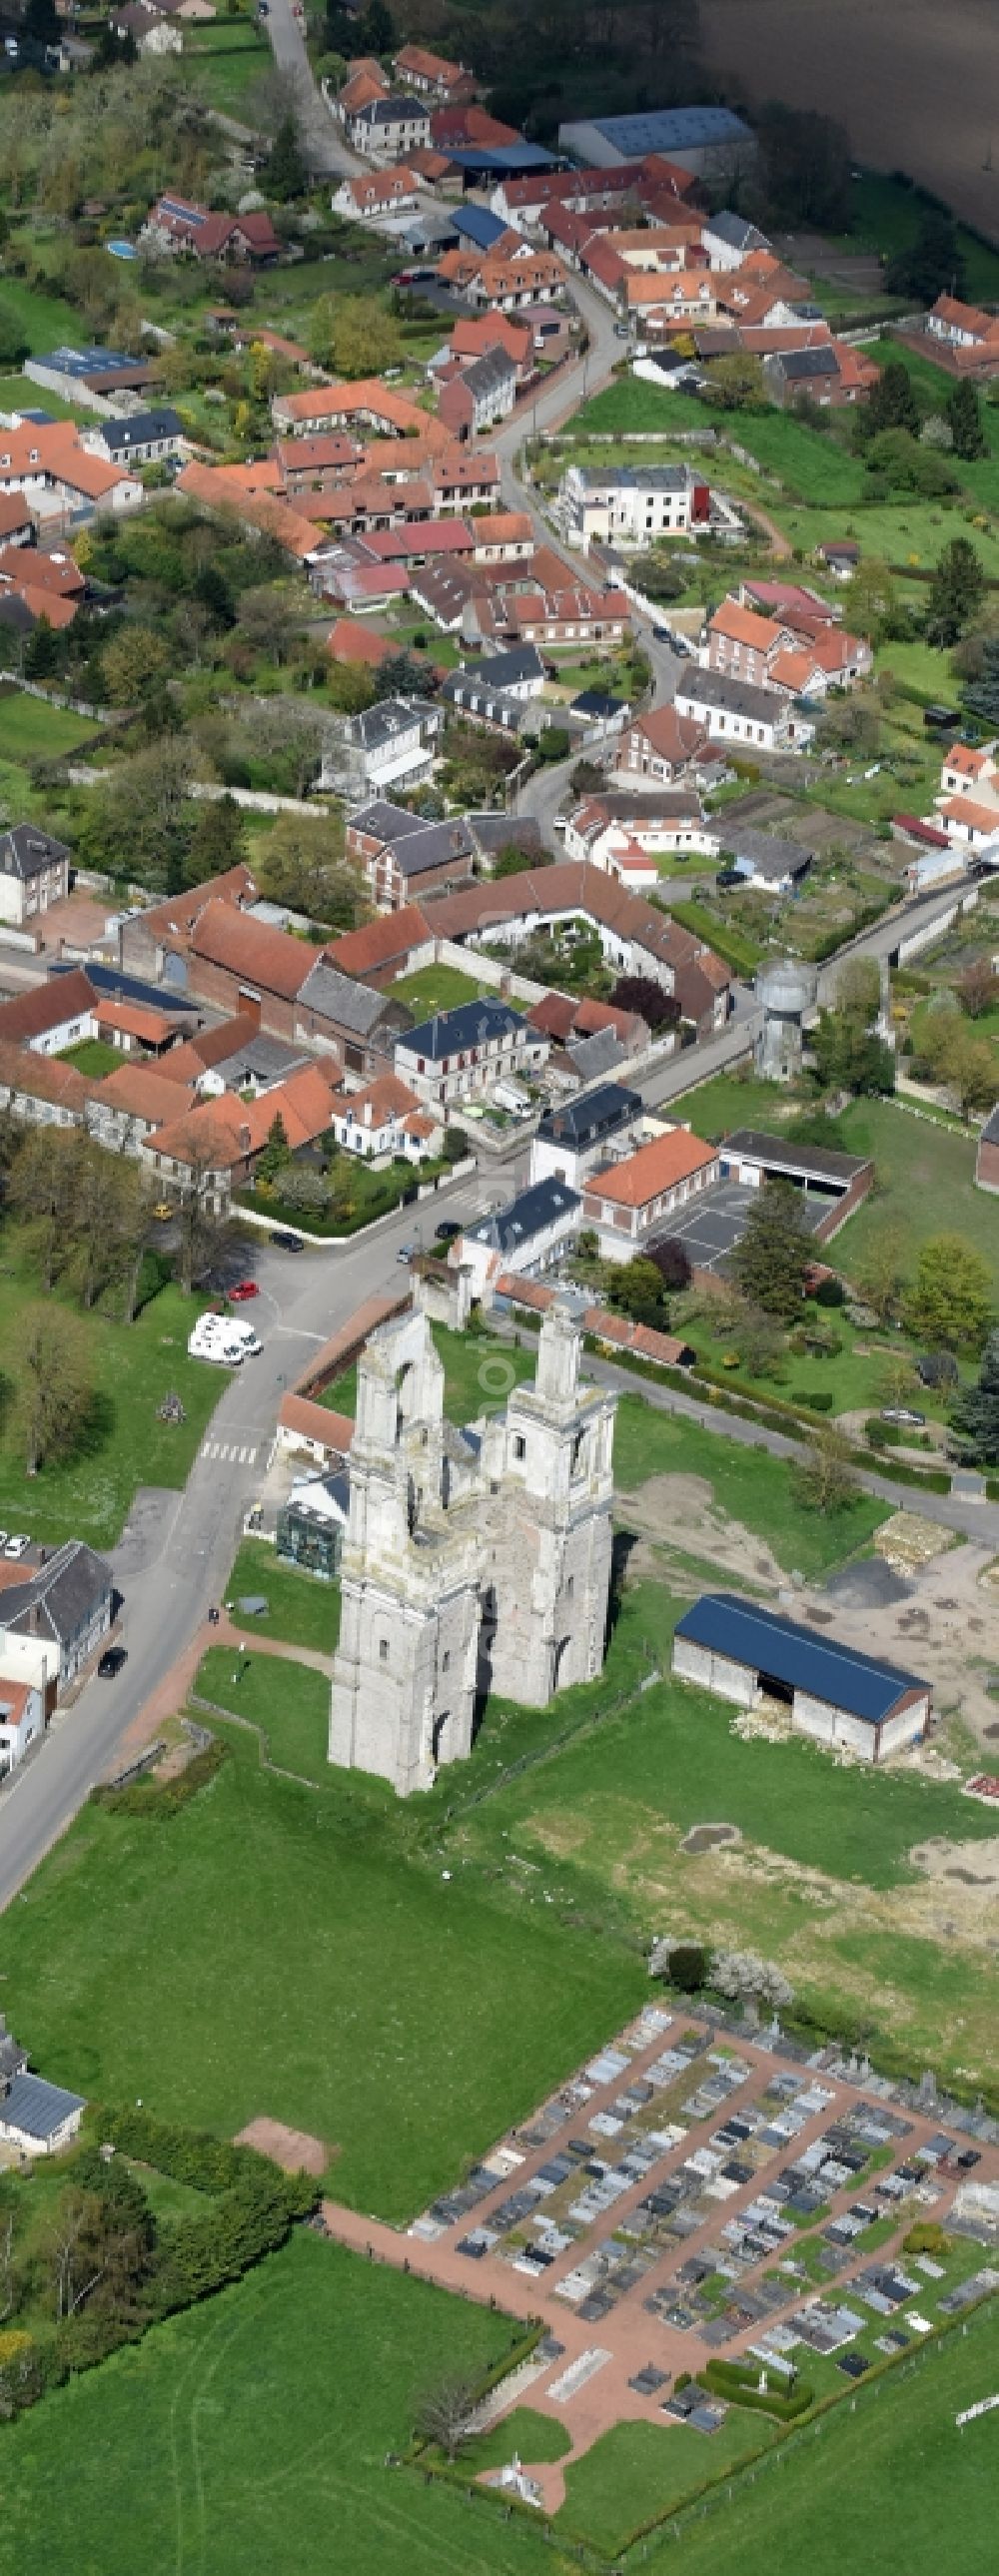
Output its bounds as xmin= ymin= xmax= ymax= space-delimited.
xmin=0 ymin=1172 xmax=505 ymax=1911
xmin=262 ymin=0 xmax=359 ymax=175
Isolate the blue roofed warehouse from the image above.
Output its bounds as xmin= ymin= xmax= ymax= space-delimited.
xmin=672 ymin=1593 xmax=931 ymax=1763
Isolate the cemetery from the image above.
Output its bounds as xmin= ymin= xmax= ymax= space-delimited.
xmin=318 ymin=2001 xmax=999 ymax=2534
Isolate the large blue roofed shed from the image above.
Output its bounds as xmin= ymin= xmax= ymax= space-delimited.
xmin=673 ymin=1594 xmax=926 ymax=1726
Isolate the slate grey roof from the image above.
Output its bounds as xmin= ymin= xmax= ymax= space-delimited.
xmin=476 ymin=644 xmax=545 ymax=691
xmin=297 ymin=959 xmax=400 ymax=1036
xmin=537 ymin=1081 xmax=641 ymax=1149
xmin=980 ymin=1102 xmax=999 ymax=1145
xmin=394 ymin=818 xmax=475 ymax=879
xmin=674 ymin=1593 xmax=927 ymax=1724
xmin=728 ymin=826 xmax=813 ymax=880
xmin=565 ymin=1027 xmax=624 ymax=1082
xmin=97 ymin=407 xmax=183 ymax=456
xmin=355 ymin=93 xmax=429 ymax=127
xmin=467 ymin=812 xmax=540 ymax=857
xmin=460 ymin=348 xmax=516 ymax=401
xmin=348 ymin=695 xmax=439 ymax=752
xmin=348 ymin=800 xmax=432 ymax=848
xmin=0 ymin=824 xmax=70 ymax=882
xmin=440 ymin=673 xmax=531 ymax=729
xmin=0 ymin=1541 xmax=112 ymax=1649
xmin=573 ymin=464 xmax=695 ymax=494
xmin=212 ymin=1034 xmax=311 ymax=1088
xmin=706 ymin=211 xmax=769 ymax=253
xmin=768 ymin=345 xmax=838 ymax=381
xmin=0 ymin=2072 xmax=86 ymax=2139
xmin=571 ymin=689 xmax=626 ymax=718
xmin=677 ymin=668 xmax=787 ymax=724
xmin=401 ymin=997 xmax=523 ymax=1058
xmin=468 ymin=1176 xmax=579 ymax=1251
xmin=723 ymin=1128 xmax=869 ymax=1186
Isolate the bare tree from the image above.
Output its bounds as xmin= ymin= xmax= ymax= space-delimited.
xmin=47 ymin=2191 xmax=107 ymax=2323
xmin=171 ymin=1127 xmax=231 ymax=1293
xmin=414 ymin=2374 xmax=480 ymax=2463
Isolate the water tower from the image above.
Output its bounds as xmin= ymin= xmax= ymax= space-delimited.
xmin=754 ymin=958 xmax=818 ymax=1082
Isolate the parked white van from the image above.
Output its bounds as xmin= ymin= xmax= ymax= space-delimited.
xmin=187 ymin=1314 xmax=262 ymax=1365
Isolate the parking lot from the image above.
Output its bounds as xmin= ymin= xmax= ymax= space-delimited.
xmin=650 ymin=1181 xmax=835 ymax=1277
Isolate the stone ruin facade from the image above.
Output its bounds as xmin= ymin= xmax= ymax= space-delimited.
xmin=329 ymin=1300 xmax=616 ymax=1795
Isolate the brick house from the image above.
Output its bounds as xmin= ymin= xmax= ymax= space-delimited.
xmin=583 ymin=1127 xmax=720 ymax=1262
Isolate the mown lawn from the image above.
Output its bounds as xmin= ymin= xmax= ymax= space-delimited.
xmin=668 ymin=1069 xmax=794 ymax=1141
xmin=57 ymin=1039 xmax=120 ymax=1078
xmin=0 ymin=687 xmax=98 ymax=760
xmin=0 ymin=274 xmax=85 ymax=355
xmin=0 ymin=1720 xmax=642 ymax=2216
xmin=0 ymin=1252 xmax=227 ymax=1547
xmin=179 ymin=17 xmax=273 ymax=119
xmin=0 ymin=2231 xmax=546 ymax=2576
xmin=597 ymin=2289 xmax=999 ymax=2576
xmin=556 ymin=2413 xmax=778 ymax=2553
xmin=224 ymin=1538 xmax=340 ymax=1656
xmin=392 ymin=964 xmax=493 ymax=1017
xmin=835 ymin=1095 xmax=999 ymax=1291
xmin=0 ymin=370 xmax=84 ymax=422
xmin=195 ymin=1646 xmax=332 ymax=1785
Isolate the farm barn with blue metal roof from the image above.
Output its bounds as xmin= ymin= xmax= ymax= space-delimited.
xmin=672 ymin=1593 xmax=931 ymax=1763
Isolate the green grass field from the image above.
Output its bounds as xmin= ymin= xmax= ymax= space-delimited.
xmin=843 ymin=174 xmax=999 ymax=305
xmin=180 ymin=17 xmax=274 ymax=119
xmin=0 ymin=371 xmax=85 ymax=423
xmin=557 ymin=2413 xmax=778 ymax=2552
xmin=392 ymin=964 xmax=494 ymax=1017
xmin=0 ymin=1719 xmax=641 ymax=2217
xmin=224 ymin=1538 xmax=340 ymax=1656
xmin=609 ymin=2290 xmax=999 ymax=2576
xmin=465 ymin=1606 xmax=997 ymax=1896
xmin=57 ymin=1039 xmax=121 ymax=1078
xmin=195 ymin=1646 xmax=332 ymax=1784
xmin=0 ymin=275 xmax=87 ymax=357
xmin=669 ymin=1069 xmax=795 ymax=1141
xmin=0 ymin=1253 xmax=227 ymax=1548
xmin=611 ymin=1395 xmax=887 ymax=1577
xmin=0 ymin=687 xmax=98 ymax=761
xmin=835 ymin=1096 xmax=999 ymax=1291
xmin=0 ymin=2231 xmax=546 ymax=2576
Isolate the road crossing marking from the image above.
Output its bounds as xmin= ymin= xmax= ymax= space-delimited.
xmin=199 ymin=1440 xmax=260 ymax=1466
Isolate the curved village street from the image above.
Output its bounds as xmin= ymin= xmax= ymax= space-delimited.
xmin=2 ymin=67 xmax=996 ymax=1916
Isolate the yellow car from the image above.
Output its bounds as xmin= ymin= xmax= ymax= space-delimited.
xmin=153 ymin=1203 xmax=174 ymax=1223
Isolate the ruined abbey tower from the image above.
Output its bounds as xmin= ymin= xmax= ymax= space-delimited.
xmin=329 ymin=1301 xmax=615 ymax=1796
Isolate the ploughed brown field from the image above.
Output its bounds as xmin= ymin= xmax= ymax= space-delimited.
xmin=702 ymin=0 xmax=999 ymax=242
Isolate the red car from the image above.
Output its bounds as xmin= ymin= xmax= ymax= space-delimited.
xmin=229 ymin=1281 xmax=260 ymax=1302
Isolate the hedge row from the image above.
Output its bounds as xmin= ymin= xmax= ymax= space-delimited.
xmin=91 ymin=1740 xmax=229 ymax=1819
xmin=0 ymin=2112 xmax=319 ymax=2422
xmin=698 ymin=2359 xmax=813 ymax=2422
